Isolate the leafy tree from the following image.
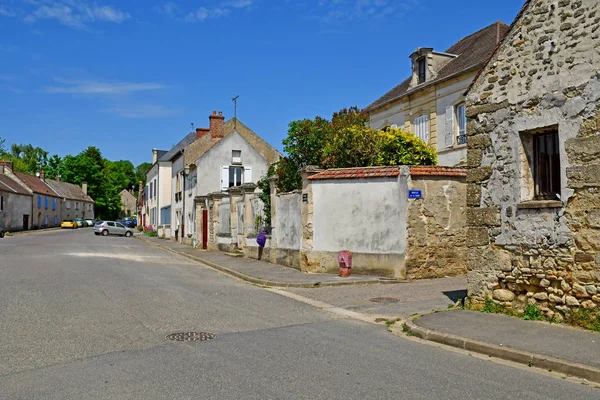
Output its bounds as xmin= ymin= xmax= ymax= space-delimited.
xmin=44 ymin=154 xmax=62 ymax=180
xmin=0 ymin=136 xmax=6 ymax=157
xmin=376 ymin=127 xmax=437 ymax=166
xmin=135 ymin=162 xmax=152 ymax=188
xmin=6 ymin=143 xmax=48 ymax=174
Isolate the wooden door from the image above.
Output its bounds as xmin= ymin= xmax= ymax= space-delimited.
xmin=23 ymin=215 xmax=29 ymax=230
xmin=202 ymin=210 xmax=208 ymax=250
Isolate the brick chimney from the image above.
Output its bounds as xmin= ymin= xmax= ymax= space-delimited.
xmin=82 ymin=181 xmax=88 ymax=195
xmin=0 ymin=160 xmax=12 ymax=173
xmin=196 ymin=127 xmax=210 ymax=139
xmin=210 ymin=110 xmax=225 ymax=139
xmin=39 ymin=169 xmax=45 ymax=181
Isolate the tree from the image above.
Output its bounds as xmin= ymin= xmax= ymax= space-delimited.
xmin=376 ymin=127 xmax=437 ymax=166
xmin=0 ymin=136 xmax=6 ymax=157
xmin=6 ymin=143 xmax=48 ymax=174
xmin=45 ymin=154 xmax=62 ymax=180
xmin=135 ymin=162 xmax=152 ymax=188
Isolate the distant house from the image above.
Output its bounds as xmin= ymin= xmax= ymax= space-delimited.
xmin=183 ymin=111 xmax=280 ymax=246
xmin=365 ymin=21 xmax=509 ymax=166
xmin=119 ymin=189 xmax=137 ymax=217
xmin=45 ymin=179 xmax=94 ymax=221
xmin=13 ymin=170 xmax=62 ymax=229
xmin=0 ymin=161 xmax=33 ymax=231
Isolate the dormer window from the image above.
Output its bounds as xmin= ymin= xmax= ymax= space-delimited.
xmin=417 ymin=57 xmax=427 ymax=84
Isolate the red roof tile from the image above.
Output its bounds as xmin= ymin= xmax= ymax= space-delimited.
xmin=410 ymin=166 xmax=467 ymax=177
xmin=309 ymin=167 xmax=401 ymax=180
xmin=13 ymin=171 xmax=59 ymax=197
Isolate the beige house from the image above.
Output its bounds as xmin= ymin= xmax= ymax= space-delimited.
xmin=0 ymin=161 xmax=33 ymax=231
xmin=119 ymin=189 xmax=137 ymax=217
xmin=365 ymin=21 xmax=508 ymax=166
xmin=46 ymin=179 xmax=94 ymax=221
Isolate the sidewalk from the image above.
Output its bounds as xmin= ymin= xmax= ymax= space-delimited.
xmin=399 ymin=309 xmax=600 ymax=383
xmin=136 ymin=234 xmax=402 ymax=288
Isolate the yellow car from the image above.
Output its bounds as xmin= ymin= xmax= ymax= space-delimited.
xmin=61 ymin=220 xmax=78 ymax=229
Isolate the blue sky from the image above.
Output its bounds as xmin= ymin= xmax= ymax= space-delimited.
xmin=0 ymin=0 xmax=525 ymax=166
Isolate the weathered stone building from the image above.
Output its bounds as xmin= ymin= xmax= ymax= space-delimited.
xmin=119 ymin=189 xmax=137 ymax=217
xmin=466 ymin=0 xmax=600 ymax=319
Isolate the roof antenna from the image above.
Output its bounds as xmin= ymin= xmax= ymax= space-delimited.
xmin=232 ymin=95 xmax=239 ymax=130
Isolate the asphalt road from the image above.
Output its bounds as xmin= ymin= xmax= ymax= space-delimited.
xmin=0 ymin=230 xmax=598 ymax=399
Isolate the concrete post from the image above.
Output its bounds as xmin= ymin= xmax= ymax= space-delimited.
xmin=299 ymin=166 xmax=323 ymax=272
xmin=207 ymin=192 xmax=224 ymax=250
xmin=268 ymin=176 xmax=278 ymax=243
xmin=241 ymin=183 xmax=258 ymax=237
xmin=229 ymin=186 xmax=243 ymax=247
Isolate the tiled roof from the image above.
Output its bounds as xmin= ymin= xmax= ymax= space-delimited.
xmin=159 ymin=132 xmax=197 ymax=162
xmin=308 ymin=167 xmax=401 ymax=180
xmin=0 ymin=174 xmax=31 ymax=195
xmin=365 ymin=21 xmax=509 ymax=112
xmin=13 ymin=171 xmax=59 ymax=197
xmin=45 ymin=179 xmax=94 ymax=202
xmin=410 ymin=166 xmax=467 ymax=177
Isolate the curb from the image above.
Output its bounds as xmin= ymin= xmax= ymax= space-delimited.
xmin=135 ymin=235 xmax=403 ymax=288
xmin=400 ymin=316 xmax=600 ymax=384
xmin=7 ymin=227 xmax=63 ymax=237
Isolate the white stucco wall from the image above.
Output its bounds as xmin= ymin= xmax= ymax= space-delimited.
xmin=193 ymin=132 xmax=270 ymax=196
xmin=435 ymin=76 xmax=471 ymax=165
xmin=312 ymin=177 xmax=407 ymax=254
xmin=369 ymin=101 xmax=406 ymax=130
xmin=275 ymin=192 xmax=301 ymax=250
xmin=171 ymin=154 xmax=184 ymax=234
xmin=158 ymin=162 xmax=172 ymax=223
xmin=0 ymin=192 xmax=32 ymax=231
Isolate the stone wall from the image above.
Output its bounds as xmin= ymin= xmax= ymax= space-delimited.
xmin=465 ymin=0 xmax=600 ymax=319
xmin=405 ymin=175 xmax=467 ymax=279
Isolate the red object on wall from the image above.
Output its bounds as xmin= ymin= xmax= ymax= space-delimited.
xmin=202 ymin=210 xmax=208 ymax=250
xmin=338 ymin=250 xmax=352 ymax=277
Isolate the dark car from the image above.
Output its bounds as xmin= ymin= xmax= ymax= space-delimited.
xmin=118 ymin=219 xmax=136 ymax=228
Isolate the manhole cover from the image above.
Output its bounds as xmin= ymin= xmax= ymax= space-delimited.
xmin=166 ymin=332 xmax=216 ymax=342
xmin=370 ymin=297 xmax=400 ymax=303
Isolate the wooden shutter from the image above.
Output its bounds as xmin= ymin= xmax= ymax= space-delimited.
xmin=221 ymin=166 xmax=229 ymax=191
xmin=445 ymin=106 xmax=454 ymax=148
xmin=244 ymin=167 xmax=252 ymax=184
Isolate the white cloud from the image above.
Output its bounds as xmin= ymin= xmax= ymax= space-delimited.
xmin=0 ymin=6 xmax=17 ymax=17
xmin=159 ymin=0 xmax=253 ymax=23
xmin=316 ymin=0 xmax=416 ymax=23
xmin=44 ymin=78 xmax=166 ymax=95
xmin=105 ymin=104 xmax=181 ymax=119
xmin=22 ymin=0 xmax=129 ymax=28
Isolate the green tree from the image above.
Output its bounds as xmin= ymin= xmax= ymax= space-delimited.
xmin=45 ymin=154 xmax=62 ymax=180
xmin=376 ymin=127 xmax=437 ymax=166
xmin=6 ymin=143 xmax=49 ymax=174
xmin=0 ymin=136 xmax=6 ymax=157
xmin=135 ymin=162 xmax=152 ymax=189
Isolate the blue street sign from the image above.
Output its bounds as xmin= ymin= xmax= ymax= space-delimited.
xmin=408 ymin=190 xmax=422 ymax=199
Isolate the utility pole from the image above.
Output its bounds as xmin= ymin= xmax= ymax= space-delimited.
xmin=232 ymin=95 xmax=239 ymax=129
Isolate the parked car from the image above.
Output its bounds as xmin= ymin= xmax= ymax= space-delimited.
xmin=84 ymin=219 xmax=95 ymax=227
xmin=124 ymin=217 xmax=137 ymax=228
xmin=94 ymin=221 xmax=133 ymax=237
xmin=61 ymin=220 xmax=78 ymax=229
xmin=0 ymin=225 xmax=4 ymax=238
xmin=73 ymin=218 xmax=85 ymax=228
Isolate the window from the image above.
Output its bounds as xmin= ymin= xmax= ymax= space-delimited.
xmin=37 ymin=195 xmax=41 ymax=208
xmin=0 ymin=195 xmax=3 ymax=211
xmin=533 ymin=131 xmax=560 ymax=200
xmin=116 ymin=223 xmax=125 ymax=228
xmin=44 ymin=215 xmax=48 ymax=226
xmin=456 ymin=104 xmax=467 ymax=145
xmin=161 ymin=206 xmax=171 ymax=225
xmin=66 ymin=200 xmax=71 ymax=209
xmin=107 ymin=222 xmax=115 ymax=227
xmin=44 ymin=197 xmax=48 ymax=209
xmin=52 ymin=198 xmax=56 ymax=211
xmin=154 ymin=179 xmax=157 ymax=198
xmin=232 ymin=150 xmax=242 ymax=164
xmin=417 ymin=57 xmax=427 ymax=84
xmin=413 ymin=115 xmax=429 ymax=143
xmin=149 ymin=182 xmax=153 ymax=199
xmin=54 ymin=215 xmax=58 ymax=225
xmin=229 ymin=167 xmax=243 ymax=188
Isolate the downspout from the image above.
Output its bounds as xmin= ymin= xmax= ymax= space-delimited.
xmin=156 ymin=163 xmax=160 ymax=228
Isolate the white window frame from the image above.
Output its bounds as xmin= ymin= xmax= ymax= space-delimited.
xmin=413 ymin=114 xmax=429 ymax=143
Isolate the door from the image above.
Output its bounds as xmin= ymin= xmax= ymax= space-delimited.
xmin=115 ymin=222 xmax=126 ymax=236
xmin=106 ymin=221 xmax=116 ymax=235
xmin=202 ymin=210 xmax=208 ymax=249
xmin=23 ymin=215 xmax=29 ymax=231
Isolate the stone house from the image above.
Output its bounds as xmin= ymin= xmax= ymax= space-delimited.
xmin=465 ymin=0 xmax=600 ymax=318
xmin=0 ymin=161 xmax=33 ymax=231
xmin=119 ymin=189 xmax=137 ymax=217
xmin=365 ymin=21 xmax=509 ymax=166
xmin=185 ymin=111 xmax=280 ymax=247
xmin=45 ymin=179 xmax=94 ymax=221
xmin=13 ymin=170 xmax=62 ymax=229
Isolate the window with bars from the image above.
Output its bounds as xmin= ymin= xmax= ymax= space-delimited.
xmin=413 ymin=115 xmax=429 ymax=143
xmin=533 ymin=131 xmax=560 ymax=200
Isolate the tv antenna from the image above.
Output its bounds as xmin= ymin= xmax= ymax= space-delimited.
xmin=232 ymin=95 xmax=239 ymax=129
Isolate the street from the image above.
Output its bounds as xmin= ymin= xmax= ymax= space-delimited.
xmin=0 ymin=230 xmax=598 ymax=399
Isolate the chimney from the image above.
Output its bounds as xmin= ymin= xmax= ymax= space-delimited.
xmin=0 ymin=160 xmax=12 ymax=172
xmin=82 ymin=181 xmax=88 ymax=195
xmin=56 ymin=175 xmax=61 ymax=181
xmin=139 ymin=180 xmax=143 ymax=193
xmin=39 ymin=169 xmax=45 ymax=181
xmin=196 ymin=127 xmax=210 ymax=139
xmin=209 ymin=110 xmax=225 ymax=139
xmin=152 ymin=149 xmax=159 ymax=164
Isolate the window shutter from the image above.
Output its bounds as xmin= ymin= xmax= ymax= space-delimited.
xmin=37 ymin=196 xmax=41 ymax=208
xmin=221 ymin=166 xmax=229 ymax=191
xmin=52 ymin=198 xmax=56 ymax=210
xmin=424 ymin=115 xmax=429 ymax=143
xmin=445 ymin=106 xmax=454 ymax=148
xmin=244 ymin=167 xmax=252 ymax=184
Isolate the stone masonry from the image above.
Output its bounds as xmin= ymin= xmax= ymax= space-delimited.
xmin=466 ymin=0 xmax=600 ymax=320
